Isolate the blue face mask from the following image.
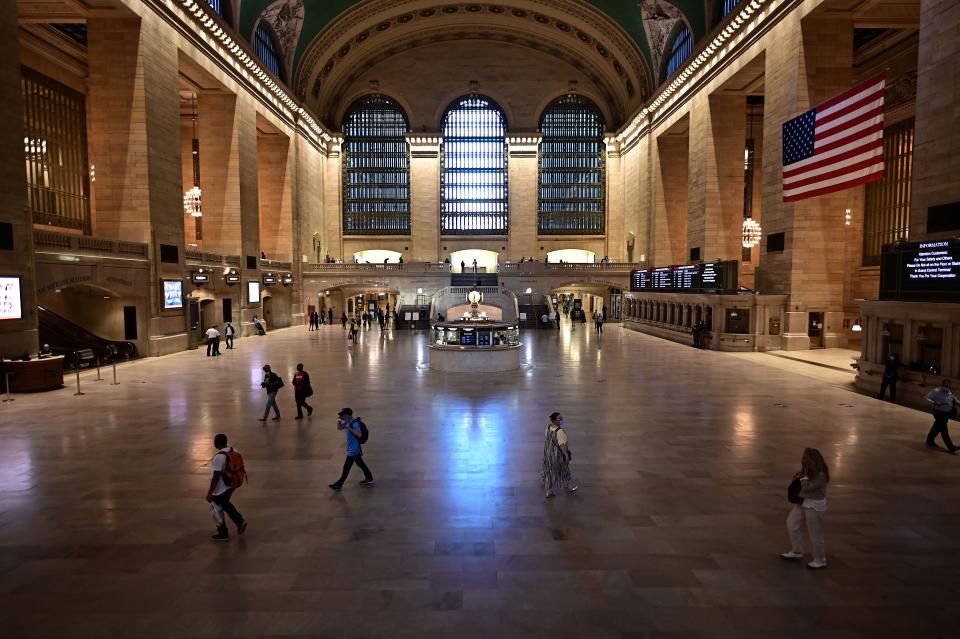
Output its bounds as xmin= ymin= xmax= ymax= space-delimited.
xmin=558 ymin=419 xmax=564 ymax=426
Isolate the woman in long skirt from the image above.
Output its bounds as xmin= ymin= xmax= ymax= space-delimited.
xmin=540 ymin=412 xmax=578 ymax=498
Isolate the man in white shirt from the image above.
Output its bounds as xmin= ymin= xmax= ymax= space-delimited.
xmin=207 ymin=433 xmax=246 ymax=541
xmin=205 ymin=326 xmax=221 ymax=356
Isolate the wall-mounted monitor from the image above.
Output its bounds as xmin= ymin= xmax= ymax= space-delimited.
xmin=162 ymin=280 xmax=183 ymax=309
xmin=880 ymin=239 xmax=960 ymax=302
xmin=247 ymin=281 xmax=261 ymax=304
xmin=0 ymin=276 xmax=23 ymax=320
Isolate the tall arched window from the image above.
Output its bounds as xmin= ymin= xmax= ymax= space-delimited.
xmin=538 ymin=94 xmax=605 ymax=234
xmin=720 ymin=0 xmax=743 ymax=20
xmin=205 ymin=0 xmax=232 ymax=24
xmin=342 ymin=95 xmax=410 ymax=235
xmin=664 ymin=23 xmax=693 ymax=80
xmin=253 ymin=22 xmax=284 ymax=81
xmin=441 ymin=95 xmax=508 ymax=235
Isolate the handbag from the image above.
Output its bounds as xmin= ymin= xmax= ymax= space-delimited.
xmin=787 ymin=475 xmax=803 ymax=504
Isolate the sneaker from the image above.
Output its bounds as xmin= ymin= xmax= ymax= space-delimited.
xmin=329 ymin=483 xmax=342 ymax=491
xmin=211 ymin=533 xmax=229 ymax=542
xmin=780 ymin=551 xmax=804 ymax=560
xmin=258 ymin=418 xmax=267 ymax=422
xmin=807 ymin=559 xmax=828 ymax=569
xmin=307 ymin=408 xmax=313 ymax=416
xmin=237 ymin=520 xmax=247 ymax=535
xmin=565 ymin=485 xmax=578 ymax=493
xmin=359 ymin=478 xmax=375 ymax=486
xmin=926 ymin=441 xmax=939 ymax=448
xmin=272 ymin=416 xmax=281 ymax=421
xmin=545 ymin=490 xmax=555 ymax=499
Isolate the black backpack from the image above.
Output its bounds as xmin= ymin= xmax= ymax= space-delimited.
xmin=356 ymin=419 xmax=369 ymax=444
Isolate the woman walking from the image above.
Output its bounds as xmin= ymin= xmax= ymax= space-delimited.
xmin=540 ymin=411 xmax=578 ymax=498
xmin=292 ymin=363 xmax=313 ymax=420
xmin=781 ymin=447 xmax=830 ymax=569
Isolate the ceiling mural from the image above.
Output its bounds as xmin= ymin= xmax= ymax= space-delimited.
xmin=640 ymin=0 xmax=688 ymax=79
xmin=258 ymin=0 xmax=305 ymax=73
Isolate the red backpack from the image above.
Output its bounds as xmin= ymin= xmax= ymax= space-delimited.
xmin=218 ymin=448 xmax=247 ymax=489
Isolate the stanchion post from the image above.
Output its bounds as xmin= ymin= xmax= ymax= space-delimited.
xmin=2 ymin=372 xmax=14 ymax=403
xmin=73 ymin=355 xmax=84 ymax=396
xmin=95 ymin=356 xmax=102 ymax=381
xmin=111 ymin=359 xmax=119 ymax=385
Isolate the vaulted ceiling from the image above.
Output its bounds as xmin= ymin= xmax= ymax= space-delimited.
xmin=236 ymin=1 xmax=710 ymax=129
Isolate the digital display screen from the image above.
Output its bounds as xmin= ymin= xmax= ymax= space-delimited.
xmin=881 ymin=239 xmax=960 ymax=302
xmin=191 ymin=273 xmax=209 ymax=283
xmin=263 ymin=276 xmax=276 ymax=284
xmin=247 ymin=281 xmax=261 ymax=304
xmin=0 ymin=276 xmax=22 ymax=320
xmin=630 ymin=261 xmax=739 ymax=294
xmin=460 ymin=330 xmax=477 ymax=346
xmin=162 ymin=280 xmax=183 ymax=309
xmin=225 ymin=275 xmax=240 ymax=283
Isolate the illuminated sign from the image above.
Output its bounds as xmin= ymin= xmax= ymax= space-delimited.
xmin=630 ymin=261 xmax=739 ymax=294
xmin=162 ymin=280 xmax=183 ymax=309
xmin=247 ymin=281 xmax=260 ymax=304
xmin=880 ymin=239 xmax=960 ymax=302
xmin=0 ymin=276 xmax=22 ymax=320
xmin=191 ymin=272 xmax=209 ymax=284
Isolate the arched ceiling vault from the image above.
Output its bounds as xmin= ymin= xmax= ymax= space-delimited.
xmin=239 ymin=1 xmax=709 ymax=129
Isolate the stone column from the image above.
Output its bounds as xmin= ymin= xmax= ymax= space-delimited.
xmin=507 ymin=136 xmax=539 ymax=262
xmin=87 ymin=15 xmax=185 ymax=355
xmin=0 ymin=0 xmax=37 ymax=354
xmin=758 ymin=15 xmax=854 ymax=350
xmin=407 ymin=135 xmax=440 ymax=262
xmin=687 ymin=94 xmax=746 ymax=262
xmin=910 ymin=0 xmax=960 ymax=240
xmin=653 ymin=133 xmax=689 ymax=265
xmin=197 ymin=93 xmax=243 ymax=256
xmin=257 ymin=134 xmax=293 ymax=262
xmin=605 ymin=141 xmax=624 ymax=260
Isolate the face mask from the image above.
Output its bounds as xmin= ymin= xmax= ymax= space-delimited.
xmin=558 ymin=419 xmax=564 ymax=426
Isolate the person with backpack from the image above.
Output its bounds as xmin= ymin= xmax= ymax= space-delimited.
xmin=207 ymin=433 xmax=247 ymax=541
xmin=780 ymin=447 xmax=830 ymax=569
xmin=292 ymin=363 xmax=313 ymax=420
xmin=329 ymin=407 xmax=374 ymax=490
xmin=540 ymin=411 xmax=577 ymax=499
xmin=258 ymin=364 xmax=283 ymax=422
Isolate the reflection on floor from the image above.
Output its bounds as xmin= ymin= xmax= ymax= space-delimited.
xmin=1 ymin=323 xmax=957 ymax=638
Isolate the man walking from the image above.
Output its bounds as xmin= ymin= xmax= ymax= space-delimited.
xmin=205 ymin=325 xmax=221 ymax=356
xmin=329 ymin=407 xmax=374 ymax=490
xmin=925 ymin=379 xmax=958 ymax=453
xmin=328 ymin=307 xmax=334 ymax=326
xmin=224 ymin=322 xmax=235 ymax=349
xmin=206 ymin=433 xmax=247 ymax=541
xmin=258 ymin=364 xmax=283 ymax=422
xmin=596 ymin=311 xmax=604 ymax=335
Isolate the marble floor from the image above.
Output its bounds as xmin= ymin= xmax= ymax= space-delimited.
xmin=1 ymin=322 xmax=958 ymax=638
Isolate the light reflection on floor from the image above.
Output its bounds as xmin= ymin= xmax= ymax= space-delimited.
xmin=0 ymin=321 xmax=958 ymax=637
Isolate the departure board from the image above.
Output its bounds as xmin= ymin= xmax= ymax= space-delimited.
xmin=629 ymin=261 xmax=739 ymax=294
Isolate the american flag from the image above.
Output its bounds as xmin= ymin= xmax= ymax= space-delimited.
xmin=782 ymin=75 xmax=886 ymax=202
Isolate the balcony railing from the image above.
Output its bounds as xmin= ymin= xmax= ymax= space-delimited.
xmin=34 ymin=230 xmax=148 ymax=260
xmin=305 ymin=262 xmax=404 ymax=272
xmin=260 ymin=259 xmax=292 ymax=271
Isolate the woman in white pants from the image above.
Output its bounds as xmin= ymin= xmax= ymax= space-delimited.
xmin=781 ymin=448 xmax=830 ymax=569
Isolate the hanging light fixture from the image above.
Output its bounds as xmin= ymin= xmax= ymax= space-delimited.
xmin=741 ymin=98 xmax=761 ymax=249
xmin=183 ymin=95 xmax=203 ymax=226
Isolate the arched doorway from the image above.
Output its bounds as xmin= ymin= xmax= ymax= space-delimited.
xmin=449 ymin=249 xmax=499 ymax=273
xmin=547 ymin=248 xmax=595 ymax=263
xmin=352 ymin=249 xmax=402 ymax=264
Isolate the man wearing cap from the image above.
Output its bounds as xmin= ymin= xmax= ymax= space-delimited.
xmin=329 ymin=407 xmax=374 ymax=490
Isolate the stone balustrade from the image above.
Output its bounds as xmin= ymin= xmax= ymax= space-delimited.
xmin=34 ymin=230 xmax=148 ymax=260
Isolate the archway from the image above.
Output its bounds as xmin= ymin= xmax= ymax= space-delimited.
xmin=37 ymin=283 xmax=143 ymax=358
xmin=547 ymin=249 xmax=595 ymax=263
xmin=449 ymin=249 xmax=498 ymax=273
xmin=353 ymin=249 xmax=402 ymax=264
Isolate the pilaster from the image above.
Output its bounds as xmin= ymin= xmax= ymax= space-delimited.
xmin=507 ymin=135 xmax=540 ymax=261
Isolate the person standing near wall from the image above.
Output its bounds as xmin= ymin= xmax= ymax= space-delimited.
xmin=925 ymin=379 xmax=958 ymax=453
xmin=877 ymin=354 xmax=902 ymax=401
xmin=224 ymin=322 xmax=235 ymax=349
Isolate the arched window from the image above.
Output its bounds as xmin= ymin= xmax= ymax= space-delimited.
xmin=538 ymin=94 xmax=605 ymax=234
xmin=253 ymin=22 xmax=284 ymax=81
xmin=441 ymin=95 xmax=508 ymax=235
xmin=720 ymin=0 xmax=743 ymax=20
xmin=205 ymin=0 xmax=232 ymax=24
xmin=342 ymin=95 xmax=410 ymax=235
xmin=664 ymin=23 xmax=693 ymax=80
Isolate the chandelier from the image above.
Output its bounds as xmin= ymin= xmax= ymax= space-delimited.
xmin=742 ymin=217 xmax=761 ymax=248
xmin=183 ymin=185 xmax=202 ymax=217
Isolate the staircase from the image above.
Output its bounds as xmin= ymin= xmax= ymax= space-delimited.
xmin=450 ymin=273 xmax=499 ymax=287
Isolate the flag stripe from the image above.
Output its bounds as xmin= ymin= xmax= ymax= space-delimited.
xmin=784 ymin=129 xmax=882 ymax=174
xmin=816 ymin=92 xmax=884 ymax=129
xmin=784 ymin=145 xmax=883 ymax=182
xmin=784 ymin=167 xmax=885 ymax=202
xmin=781 ymin=74 xmax=886 ymax=202
xmin=784 ymin=164 xmax=884 ymax=199
xmin=817 ymin=75 xmax=885 ymax=114
xmin=784 ymin=154 xmax=884 ymax=190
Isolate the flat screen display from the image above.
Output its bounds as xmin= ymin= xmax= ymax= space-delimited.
xmin=0 ymin=276 xmax=22 ymax=320
xmin=247 ymin=281 xmax=261 ymax=304
xmin=162 ymin=280 xmax=183 ymax=309
xmin=880 ymin=239 xmax=960 ymax=302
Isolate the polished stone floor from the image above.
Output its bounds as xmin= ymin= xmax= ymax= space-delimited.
xmin=1 ymin=322 xmax=958 ymax=638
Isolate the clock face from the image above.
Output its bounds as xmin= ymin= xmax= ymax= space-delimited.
xmin=468 ymin=291 xmax=482 ymax=304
